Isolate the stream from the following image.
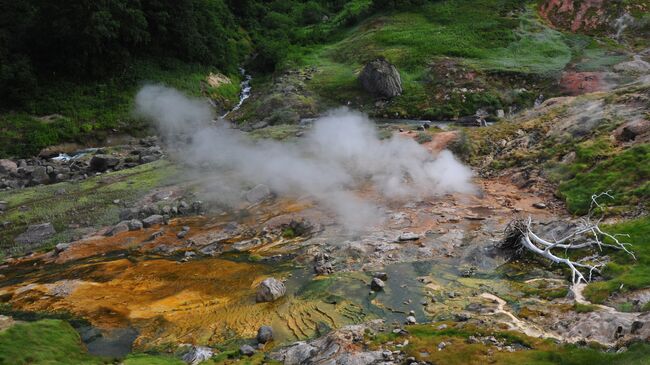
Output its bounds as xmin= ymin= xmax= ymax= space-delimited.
xmin=222 ymin=68 xmax=252 ymax=119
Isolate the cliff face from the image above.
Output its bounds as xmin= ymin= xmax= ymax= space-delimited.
xmin=539 ymin=0 xmax=647 ymax=33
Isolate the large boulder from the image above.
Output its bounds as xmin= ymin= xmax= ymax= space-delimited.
xmin=181 ymin=346 xmax=213 ymax=365
xmin=0 ymin=160 xmax=17 ymax=175
xmin=245 ymin=184 xmax=271 ymax=204
xmin=89 ymin=155 xmax=120 ymax=172
xmin=15 ymin=223 xmax=56 ymax=245
xmin=257 ymin=325 xmax=274 ymax=344
xmin=615 ymin=119 xmax=650 ymax=142
xmin=358 ymin=58 xmax=403 ymax=98
xmin=256 ymin=278 xmax=286 ymax=302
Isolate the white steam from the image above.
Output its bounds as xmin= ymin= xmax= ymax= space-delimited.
xmin=135 ymin=85 xmax=475 ymax=229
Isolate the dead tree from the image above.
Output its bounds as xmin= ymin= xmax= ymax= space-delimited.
xmin=500 ymin=192 xmax=635 ymax=285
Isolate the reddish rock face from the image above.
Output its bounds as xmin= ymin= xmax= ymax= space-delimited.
xmin=559 ymin=72 xmax=606 ymax=96
xmin=539 ymin=0 xmax=610 ymax=32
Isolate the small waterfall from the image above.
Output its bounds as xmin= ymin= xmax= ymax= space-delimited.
xmin=614 ymin=13 xmax=634 ymax=42
xmin=222 ymin=68 xmax=252 ymax=119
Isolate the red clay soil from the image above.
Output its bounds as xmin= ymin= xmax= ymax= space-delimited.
xmin=560 ymin=71 xmax=607 ymax=95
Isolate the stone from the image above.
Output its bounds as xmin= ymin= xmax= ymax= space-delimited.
xmin=0 ymin=160 xmax=17 ymax=175
xmin=370 ymin=278 xmax=385 ymax=291
xmin=106 ymin=221 xmax=129 ymax=237
xmin=119 ymin=208 xmax=140 ymax=220
xmin=240 ymin=344 xmax=256 ymax=356
xmin=374 ymin=272 xmax=388 ymax=281
xmin=245 ymin=184 xmax=272 ymax=204
xmin=30 ymin=166 xmax=50 ymax=185
xmin=142 ymin=214 xmax=164 ymax=228
xmin=256 ymin=278 xmax=286 ymax=302
xmin=496 ymin=109 xmax=505 ymax=118
xmin=437 ymin=341 xmax=447 ymax=351
xmin=127 ymin=219 xmax=143 ymax=231
xmin=182 ymin=346 xmax=213 ymax=365
xmin=54 ymin=242 xmax=70 ymax=254
xmin=15 ymin=223 xmax=56 ymax=245
xmin=89 ymin=155 xmax=120 ymax=172
xmin=257 ymin=325 xmax=274 ymax=344
xmin=359 ymin=57 xmax=403 ymax=98
xmin=398 ymin=232 xmax=421 ymax=241
xmin=532 ymin=202 xmax=547 ymax=209
xmin=405 ymin=316 xmax=417 ymax=325
xmin=615 ymin=119 xmax=650 ymax=142
xmin=177 ymin=230 xmax=188 ymax=239
xmin=631 ymin=321 xmax=644 ymax=334
xmin=0 ymin=201 xmax=7 ymax=211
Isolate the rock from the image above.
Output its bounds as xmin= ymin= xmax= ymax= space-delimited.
xmin=0 ymin=160 xmax=17 ymax=175
xmin=245 ymin=184 xmax=271 ymax=204
xmin=127 ymin=219 xmax=143 ymax=231
xmin=54 ymin=242 xmax=70 ymax=254
xmin=398 ymin=232 xmax=421 ymax=241
xmin=119 ymin=208 xmax=140 ymax=220
xmin=30 ymin=166 xmax=50 ymax=185
xmin=89 ymin=155 xmax=120 ymax=172
xmin=437 ymin=341 xmax=447 ymax=351
xmin=370 ymin=278 xmax=385 ymax=291
xmin=15 ymin=223 xmax=56 ymax=245
xmin=406 ymin=316 xmax=417 ymax=325
xmin=615 ymin=119 xmax=650 ymax=142
xmin=142 ymin=214 xmax=164 ymax=228
xmin=256 ymin=278 xmax=286 ymax=302
xmin=496 ymin=109 xmax=505 ymax=118
xmin=148 ymin=231 xmax=164 ymax=241
xmin=177 ymin=230 xmax=188 ymax=239
xmin=631 ymin=321 xmax=644 ymax=334
xmin=455 ymin=313 xmax=470 ymax=322
xmin=314 ymin=252 xmax=334 ymax=275
xmin=374 ymin=272 xmax=388 ymax=281
xmin=532 ymin=202 xmax=547 ymax=209
xmin=0 ymin=201 xmax=7 ymax=211
xmin=257 ymin=325 xmax=274 ymax=344
xmin=182 ymin=346 xmax=213 ymax=365
xmin=105 ymin=221 xmax=129 ymax=236
xmin=359 ymin=57 xmax=403 ymax=98
xmin=437 ymin=324 xmax=448 ymax=330
xmin=240 ymin=344 xmax=256 ymax=356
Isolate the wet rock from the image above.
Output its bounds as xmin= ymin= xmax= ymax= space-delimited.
xmin=142 ymin=214 xmax=164 ymax=228
xmin=398 ymin=232 xmax=421 ymax=241
xmin=127 ymin=219 xmax=143 ymax=231
xmin=240 ymin=344 xmax=256 ymax=356
xmin=314 ymin=252 xmax=334 ymax=275
xmin=15 ymin=223 xmax=55 ymax=245
xmin=105 ymin=221 xmax=129 ymax=236
xmin=370 ymin=278 xmax=385 ymax=291
xmin=406 ymin=316 xmax=417 ymax=325
xmin=245 ymin=184 xmax=271 ymax=204
xmin=148 ymin=231 xmax=164 ymax=241
xmin=257 ymin=325 xmax=274 ymax=344
xmin=182 ymin=346 xmax=213 ymax=365
xmin=89 ymin=155 xmax=120 ymax=172
xmin=359 ymin=57 xmax=403 ymax=98
xmin=256 ymin=278 xmax=286 ymax=302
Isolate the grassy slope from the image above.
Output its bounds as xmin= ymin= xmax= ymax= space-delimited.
xmin=0 ymin=160 xmax=181 ymax=257
xmin=0 ymin=59 xmax=239 ymax=158
xmin=0 ymin=319 xmax=108 ymax=365
xmin=279 ymin=0 xmax=597 ymax=119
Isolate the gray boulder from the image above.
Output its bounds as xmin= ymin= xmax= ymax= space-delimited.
xmin=359 ymin=57 xmax=403 ymax=98
xmin=256 ymin=278 xmax=286 ymax=302
xmin=615 ymin=119 xmax=650 ymax=142
xmin=89 ymin=155 xmax=120 ymax=172
xmin=105 ymin=221 xmax=129 ymax=236
xmin=240 ymin=344 xmax=256 ymax=357
xmin=0 ymin=160 xmax=17 ymax=175
xmin=30 ymin=166 xmax=50 ymax=185
xmin=15 ymin=223 xmax=56 ymax=245
xmin=142 ymin=214 xmax=164 ymax=228
xmin=257 ymin=325 xmax=274 ymax=344
xmin=127 ymin=219 xmax=143 ymax=231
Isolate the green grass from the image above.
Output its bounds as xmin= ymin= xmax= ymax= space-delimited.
xmin=280 ymin=0 xmax=586 ymax=119
xmin=0 ymin=160 xmax=181 ymax=257
xmin=584 ymin=216 xmax=650 ymax=303
xmin=558 ymin=144 xmax=650 ymax=214
xmin=0 ymin=319 xmax=108 ymax=365
xmin=123 ymin=353 xmax=185 ymax=365
xmin=0 ymin=58 xmax=238 ymax=158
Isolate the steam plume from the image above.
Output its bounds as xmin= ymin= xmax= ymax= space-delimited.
xmin=135 ymin=85 xmax=475 ymax=229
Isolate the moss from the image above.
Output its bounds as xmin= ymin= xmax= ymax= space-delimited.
xmin=574 ymin=303 xmax=599 ymax=313
xmin=0 ymin=319 xmax=107 ymax=364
